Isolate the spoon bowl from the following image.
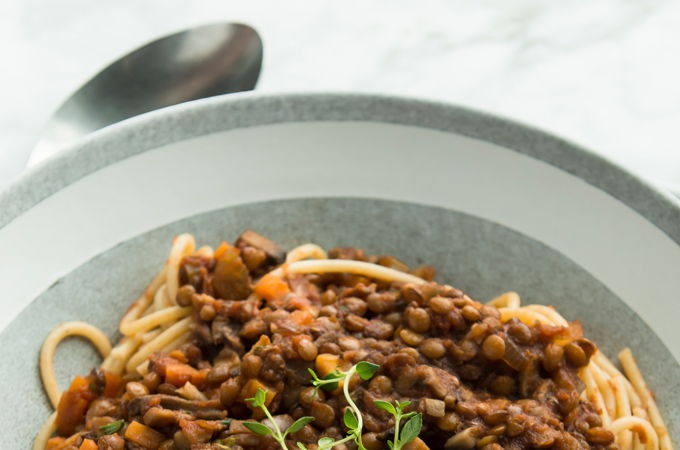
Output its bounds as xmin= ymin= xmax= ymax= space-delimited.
xmin=30 ymin=22 xmax=262 ymax=165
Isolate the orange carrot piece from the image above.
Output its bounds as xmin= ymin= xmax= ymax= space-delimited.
xmin=104 ymin=371 xmax=124 ymax=398
xmin=55 ymin=375 xmax=96 ymax=436
xmin=242 ymin=379 xmax=276 ymax=407
xmin=124 ymin=421 xmax=166 ymax=449
xmin=169 ymin=350 xmax=188 ymax=363
xmin=191 ymin=368 xmax=210 ymax=389
xmin=315 ymin=353 xmax=340 ymax=377
xmin=289 ymin=310 xmax=313 ymax=326
xmin=68 ymin=375 xmax=90 ymax=392
xmin=79 ymin=439 xmax=98 ymax=450
xmin=213 ymin=242 xmax=229 ymax=260
xmin=165 ymin=363 xmax=197 ymax=387
xmin=46 ymin=437 xmax=65 ymax=450
xmin=254 ymin=273 xmax=290 ymax=301
xmin=290 ymin=296 xmax=312 ymax=309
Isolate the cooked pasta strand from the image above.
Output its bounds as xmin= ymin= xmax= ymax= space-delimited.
xmin=125 ymin=317 xmax=192 ymax=374
xmin=486 ymin=291 xmax=521 ymax=309
xmin=33 ymin=412 xmax=56 ymax=450
xmin=610 ymin=417 xmax=659 ymax=450
xmin=619 ymin=349 xmax=672 ymax=450
xmin=40 ymin=321 xmax=111 ymax=408
xmin=165 ymin=234 xmax=196 ymax=305
xmin=271 ymin=259 xmax=425 ymax=284
xmin=120 ymin=306 xmax=192 ymax=336
xmin=286 ymin=243 xmax=328 ymax=263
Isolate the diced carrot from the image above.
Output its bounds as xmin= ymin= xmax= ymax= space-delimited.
xmin=191 ymin=368 xmax=210 ymax=389
xmin=169 ymin=350 xmax=188 ymax=363
xmin=68 ymin=375 xmax=90 ymax=392
xmin=46 ymin=437 xmax=65 ymax=450
xmin=124 ymin=421 xmax=166 ymax=449
xmin=252 ymin=334 xmax=271 ymax=349
xmin=179 ymin=418 xmax=213 ymax=444
xmin=165 ymin=363 xmax=198 ymax=387
xmin=315 ymin=353 xmax=340 ymax=377
xmin=56 ymin=391 xmax=90 ymax=436
xmin=79 ymin=439 xmax=98 ymax=450
xmin=289 ymin=296 xmax=312 ymax=309
xmin=289 ymin=310 xmax=313 ymax=326
xmin=242 ymin=378 xmax=276 ymax=420
xmin=104 ymin=371 xmax=124 ymax=398
xmin=254 ymin=273 xmax=290 ymax=302
xmin=55 ymin=375 xmax=96 ymax=436
xmin=213 ymin=241 xmax=229 ymax=260
xmin=151 ymin=354 xmax=183 ymax=377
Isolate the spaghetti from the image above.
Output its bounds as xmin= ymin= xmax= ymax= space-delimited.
xmin=35 ymin=232 xmax=673 ymax=449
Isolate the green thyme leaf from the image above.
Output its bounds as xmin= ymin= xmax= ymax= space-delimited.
xmin=308 ymin=368 xmax=321 ymax=383
xmin=287 ymin=416 xmax=315 ymax=435
xmin=343 ymin=408 xmax=358 ymax=430
xmin=397 ymin=400 xmax=411 ymax=411
xmin=243 ymin=421 xmax=273 ymax=436
xmin=399 ymin=413 xmax=423 ymax=444
xmin=255 ymin=388 xmax=266 ymax=406
xmin=296 ymin=443 xmax=308 ymax=450
xmin=317 ymin=436 xmax=335 ymax=449
xmin=99 ymin=419 xmax=124 ymax=435
xmin=373 ymin=399 xmax=397 ymax=415
xmin=220 ymin=419 xmax=232 ymax=427
xmin=355 ymin=361 xmax=380 ymax=380
xmin=319 ymin=372 xmax=340 ymax=392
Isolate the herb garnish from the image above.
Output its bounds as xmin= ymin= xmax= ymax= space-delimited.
xmin=373 ymin=400 xmax=423 ymax=450
xmin=99 ymin=419 xmax=125 ymax=435
xmin=305 ymin=361 xmax=380 ymax=450
xmin=242 ymin=362 xmax=419 ymax=450
xmin=243 ymin=388 xmax=315 ymax=450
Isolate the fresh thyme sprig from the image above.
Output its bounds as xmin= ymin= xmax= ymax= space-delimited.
xmin=306 ymin=361 xmax=380 ymax=450
xmin=243 ymin=388 xmax=315 ymax=450
xmin=373 ymin=400 xmax=423 ymax=450
xmin=242 ymin=362 xmax=421 ymax=450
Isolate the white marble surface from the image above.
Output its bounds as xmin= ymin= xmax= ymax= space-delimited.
xmin=2 ymin=0 xmax=680 ymax=192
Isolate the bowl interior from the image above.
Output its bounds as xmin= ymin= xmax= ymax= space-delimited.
xmin=1 ymin=197 xmax=678 ymax=446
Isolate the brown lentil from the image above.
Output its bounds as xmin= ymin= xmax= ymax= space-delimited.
xmin=481 ymin=334 xmax=506 ymax=360
xmin=297 ymin=339 xmax=318 ymax=361
xmin=462 ymin=305 xmax=481 ymax=322
xmin=419 ymin=339 xmax=446 ymax=359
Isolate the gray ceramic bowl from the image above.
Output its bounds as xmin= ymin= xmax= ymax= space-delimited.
xmin=1 ymin=93 xmax=679 ymax=448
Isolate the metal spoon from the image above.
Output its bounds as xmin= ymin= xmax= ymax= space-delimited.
xmin=30 ymin=22 xmax=263 ymax=165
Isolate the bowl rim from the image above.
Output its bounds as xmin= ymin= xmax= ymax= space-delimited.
xmin=2 ymin=91 xmax=680 ymax=244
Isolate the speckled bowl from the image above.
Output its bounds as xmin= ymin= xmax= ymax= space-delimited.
xmin=1 ymin=93 xmax=678 ymax=448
